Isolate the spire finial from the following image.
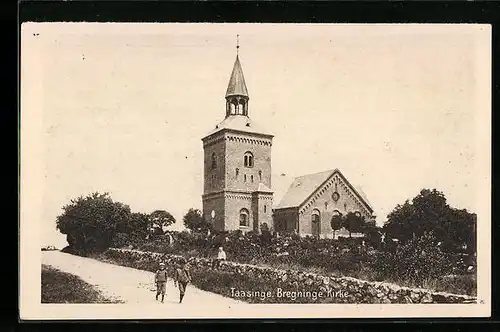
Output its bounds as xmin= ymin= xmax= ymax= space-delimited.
xmin=236 ymin=34 xmax=240 ymax=55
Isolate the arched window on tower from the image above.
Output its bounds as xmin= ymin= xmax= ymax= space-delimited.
xmin=239 ymin=208 xmax=250 ymax=227
xmin=258 ymin=170 xmax=262 ymax=181
xmin=236 ymin=101 xmax=241 ymax=115
xmin=239 ymin=99 xmax=246 ymax=115
xmin=235 ymin=168 xmax=239 ymax=178
xmin=229 ymin=100 xmax=236 ymax=115
xmin=251 ymin=175 xmax=254 ymax=183
xmin=244 ymin=152 xmax=254 ymax=168
xmin=211 ymin=152 xmax=217 ymax=169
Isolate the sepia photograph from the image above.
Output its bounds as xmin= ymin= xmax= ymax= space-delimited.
xmin=20 ymin=23 xmax=491 ymax=319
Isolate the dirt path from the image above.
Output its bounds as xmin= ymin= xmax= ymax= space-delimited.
xmin=42 ymin=251 xmax=243 ymax=306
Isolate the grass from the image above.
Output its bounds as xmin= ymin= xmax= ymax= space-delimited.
xmin=426 ymin=274 xmax=477 ymax=296
xmin=41 ymin=264 xmax=122 ymax=303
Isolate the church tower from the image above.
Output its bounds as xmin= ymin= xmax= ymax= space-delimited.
xmin=201 ymin=39 xmax=274 ymax=232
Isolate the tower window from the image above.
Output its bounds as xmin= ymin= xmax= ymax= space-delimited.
xmin=264 ymin=205 xmax=267 ymax=213
xmin=211 ymin=152 xmax=217 ymax=169
xmin=251 ymin=175 xmax=254 ymax=183
xmin=244 ymin=151 xmax=254 ymax=168
xmin=244 ymin=174 xmax=247 ymax=182
xmin=239 ymin=208 xmax=249 ymax=227
xmin=236 ymin=168 xmax=239 ymax=178
xmin=211 ymin=174 xmax=217 ymax=188
xmin=259 ymin=170 xmax=262 ymax=181
xmin=238 ymin=99 xmax=246 ymax=115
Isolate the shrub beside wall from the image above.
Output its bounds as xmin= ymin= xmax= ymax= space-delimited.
xmin=133 ymin=230 xmax=474 ymax=289
xmin=101 ymin=248 xmax=477 ymax=304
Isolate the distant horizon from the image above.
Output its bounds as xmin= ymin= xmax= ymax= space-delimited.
xmin=20 ymin=23 xmax=488 ymax=248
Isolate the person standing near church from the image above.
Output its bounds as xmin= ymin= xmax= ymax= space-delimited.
xmin=212 ymin=246 xmax=227 ymax=270
xmin=154 ymin=262 xmax=168 ymax=303
xmin=174 ymin=258 xmax=192 ymax=303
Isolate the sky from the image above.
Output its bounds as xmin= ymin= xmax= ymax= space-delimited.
xmin=21 ymin=23 xmax=490 ymax=248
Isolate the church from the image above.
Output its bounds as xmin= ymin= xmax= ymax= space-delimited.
xmin=273 ymin=169 xmax=374 ymax=238
xmin=201 ymin=45 xmax=375 ymax=237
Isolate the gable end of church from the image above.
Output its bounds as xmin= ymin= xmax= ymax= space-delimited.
xmin=298 ymin=169 xmax=373 ymax=219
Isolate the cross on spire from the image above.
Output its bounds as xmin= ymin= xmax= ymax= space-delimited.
xmin=236 ymin=34 xmax=239 ymax=55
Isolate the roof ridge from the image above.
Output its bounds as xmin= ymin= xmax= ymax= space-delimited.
xmin=274 ymin=168 xmax=374 ymax=214
xmin=295 ymin=170 xmax=337 ymax=208
xmin=293 ymin=168 xmax=336 ymax=180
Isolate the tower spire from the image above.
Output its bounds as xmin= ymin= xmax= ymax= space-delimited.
xmin=225 ymin=36 xmax=249 ymax=117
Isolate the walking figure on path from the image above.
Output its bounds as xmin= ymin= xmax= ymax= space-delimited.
xmin=154 ymin=262 xmax=168 ymax=303
xmin=174 ymin=258 xmax=192 ymax=303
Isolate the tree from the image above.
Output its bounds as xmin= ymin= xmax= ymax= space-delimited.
xmin=183 ymin=208 xmax=212 ymax=233
xmin=260 ymin=222 xmax=272 ymax=246
xmin=363 ymin=221 xmax=382 ymax=248
xmin=148 ymin=210 xmax=176 ymax=235
xmin=330 ymin=214 xmax=343 ymax=232
xmin=384 ymin=188 xmax=476 ymax=253
xmin=342 ymin=212 xmax=365 ymax=238
xmin=128 ymin=212 xmax=150 ymax=243
xmin=56 ymin=192 xmax=132 ymax=252
xmin=443 ymin=208 xmax=476 ymax=254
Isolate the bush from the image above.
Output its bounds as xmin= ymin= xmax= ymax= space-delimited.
xmin=98 ymin=226 xmax=474 ymax=295
xmin=110 ymin=232 xmax=131 ymax=248
xmin=130 ymin=229 xmax=375 ymax=277
xmin=56 ymin=192 xmax=133 ymax=253
xmin=375 ymin=233 xmax=455 ymax=286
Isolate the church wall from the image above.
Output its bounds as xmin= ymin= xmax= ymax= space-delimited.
xmin=297 ymin=172 xmax=372 ymax=238
xmin=202 ymin=194 xmax=225 ymax=231
xmin=224 ymin=193 xmax=253 ymax=232
xmin=273 ymin=208 xmax=298 ymax=233
xmin=252 ymin=193 xmax=273 ymax=232
xmin=224 ymin=132 xmax=272 ymax=193
xmin=203 ymin=134 xmax=226 ymax=195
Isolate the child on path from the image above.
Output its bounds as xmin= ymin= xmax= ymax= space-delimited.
xmin=154 ymin=262 xmax=168 ymax=303
xmin=173 ymin=259 xmax=192 ymax=304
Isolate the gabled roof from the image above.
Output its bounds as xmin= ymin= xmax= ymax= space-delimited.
xmin=203 ymin=115 xmax=273 ymax=139
xmin=354 ymin=185 xmax=373 ymax=213
xmin=274 ymin=168 xmax=373 ymax=213
xmin=225 ymin=55 xmax=249 ymax=98
xmin=275 ymin=169 xmax=334 ymax=209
